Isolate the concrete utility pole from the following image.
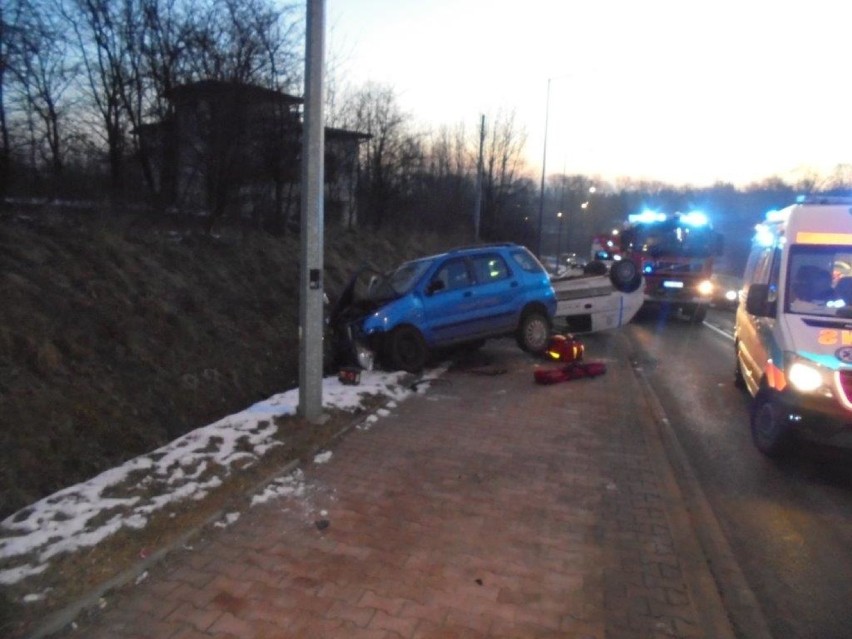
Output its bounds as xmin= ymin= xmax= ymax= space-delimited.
xmin=298 ymin=0 xmax=325 ymax=422
xmin=473 ymin=114 xmax=485 ymax=242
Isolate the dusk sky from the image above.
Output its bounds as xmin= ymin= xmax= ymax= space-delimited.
xmin=327 ymin=0 xmax=852 ymax=187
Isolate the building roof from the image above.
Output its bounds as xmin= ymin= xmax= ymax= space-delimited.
xmin=167 ymin=80 xmax=303 ymax=105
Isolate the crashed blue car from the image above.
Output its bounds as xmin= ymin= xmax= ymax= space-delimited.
xmin=328 ymin=243 xmax=557 ymax=373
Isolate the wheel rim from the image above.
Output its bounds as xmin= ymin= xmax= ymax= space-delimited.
xmin=525 ymin=317 xmax=548 ymax=350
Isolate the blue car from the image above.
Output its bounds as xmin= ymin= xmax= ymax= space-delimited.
xmin=329 ymin=243 xmax=557 ymax=372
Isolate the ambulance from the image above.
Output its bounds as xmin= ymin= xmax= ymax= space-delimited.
xmin=735 ymin=197 xmax=852 ymax=455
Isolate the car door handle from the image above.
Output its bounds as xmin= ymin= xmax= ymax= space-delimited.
xmin=511 ymin=281 xmax=519 ymax=287
xmin=464 ymin=291 xmax=472 ymax=297
xmin=584 ymin=303 xmax=592 ymax=309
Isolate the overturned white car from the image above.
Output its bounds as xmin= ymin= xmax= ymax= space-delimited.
xmin=550 ymin=259 xmax=644 ymax=333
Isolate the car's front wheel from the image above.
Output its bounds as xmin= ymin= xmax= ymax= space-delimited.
xmin=688 ymin=304 xmax=708 ymax=323
xmin=751 ymin=393 xmax=792 ymax=457
xmin=734 ymin=341 xmax=746 ymax=390
xmin=386 ymin=325 xmax=428 ymax=373
xmin=516 ymin=311 xmax=550 ymax=353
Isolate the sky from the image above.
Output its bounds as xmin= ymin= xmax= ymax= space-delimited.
xmin=0 ymin=367 xmax=444 ymax=593
xmin=327 ymin=0 xmax=852 ymax=187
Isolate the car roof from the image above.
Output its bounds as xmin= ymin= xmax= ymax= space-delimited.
xmin=443 ymin=242 xmax=521 ymax=257
xmin=401 ymin=242 xmax=524 ymax=265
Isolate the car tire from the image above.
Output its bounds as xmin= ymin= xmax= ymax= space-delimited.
xmin=750 ymin=393 xmax=792 ymax=457
xmin=689 ymin=304 xmax=708 ymax=323
xmin=734 ymin=342 xmax=746 ymax=390
xmin=609 ymin=260 xmax=642 ymax=293
xmin=516 ymin=311 xmax=551 ymax=353
xmin=583 ymin=260 xmax=608 ymax=276
xmin=386 ymin=325 xmax=428 ymax=373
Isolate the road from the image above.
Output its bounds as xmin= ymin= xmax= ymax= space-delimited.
xmin=625 ymin=305 xmax=852 ymax=639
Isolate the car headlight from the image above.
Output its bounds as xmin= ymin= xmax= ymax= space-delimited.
xmin=788 ymin=361 xmax=823 ymax=392
xmin=785 ymin=353 xmax=833 ymax=396
xmin=697 ymin=279 xmax=714 ymax=296
xmin=355 ymin=341 xmax=375 ymax=371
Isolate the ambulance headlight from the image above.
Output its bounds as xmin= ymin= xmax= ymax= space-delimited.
xmin=697 ymin=280 xmax=714 ymax=296
xmin=788 ymin=362 xmax=823 ymax=392
xmin=785 ymin=354 xmax=833 ymax=396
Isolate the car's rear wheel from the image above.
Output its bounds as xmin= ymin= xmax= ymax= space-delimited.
xmin=386 ymin=326 xmax=428 ymax=373
xmin=516 ymin=311 xmax=550 ymax=353
xmin=751 ymin=393 xmax=792 ymax=457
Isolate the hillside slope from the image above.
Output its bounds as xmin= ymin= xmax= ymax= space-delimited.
xmin=0 ymin=210 xmax=461 ymax=520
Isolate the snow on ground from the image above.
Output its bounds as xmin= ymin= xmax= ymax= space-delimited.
xmin=0 ymin=367 xmax=445 ymax=586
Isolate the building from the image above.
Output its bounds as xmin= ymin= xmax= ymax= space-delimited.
xmin=139 ymin=80 xmax=369 ymax=231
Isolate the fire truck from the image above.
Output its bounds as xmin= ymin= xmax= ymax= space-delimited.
xmin=613 ymin=210 xmax=724 ymax=323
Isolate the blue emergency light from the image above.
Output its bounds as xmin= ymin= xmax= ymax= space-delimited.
xmin=628 ymin=210 xmax=666 ymax=224
xmin=680 ymin=211 xmax=708 ymax=227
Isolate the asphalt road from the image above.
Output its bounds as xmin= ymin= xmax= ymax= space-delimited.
xmin=625 ymin=305 xmax=852 ymax=639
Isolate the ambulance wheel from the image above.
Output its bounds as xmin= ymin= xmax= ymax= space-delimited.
xmin=609 ymin=260 xmax=642 ymax=293
xmin=734 ymin=342 xmax=746 ymax=390
xmin=750 ymin=393 xmax=792 ymax=457
xmin=516 ymin=311 xmax=551 ymax=353
xmin=386 ymin=326 xmax=428 ymax=373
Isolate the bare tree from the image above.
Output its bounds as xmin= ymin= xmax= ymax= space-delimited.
xmin=480 ymin=109 xmax=527 ymax=239
xmin=0 ymin=2 xmax=25 ymax=199
xmin=340 ymin=83 xmax=414 ymax=229
xmin=8 ymin=0 xmax=80 ymax=190
xmin=417 ymin=122 xmax=475 ymax=232
xmin=66 ymin=0 xmax=132 ymax=198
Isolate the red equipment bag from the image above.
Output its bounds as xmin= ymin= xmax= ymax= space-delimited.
xmin=534 ymin=361 xmax=607 ymax=385
xmin=545 ymin=333 xmax=584 ymax=363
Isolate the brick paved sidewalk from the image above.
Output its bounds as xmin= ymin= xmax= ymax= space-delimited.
xmin=51 ymin=332 xmax=735 ymax=639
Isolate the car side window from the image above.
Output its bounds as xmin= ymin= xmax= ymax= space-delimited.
xmin=434 ymin=259 xmax=471 ymax=292
xmin=510 ymin=248 xmax=544 ymax=273
xmin=472 ymin=254 xmax=510 ymax=284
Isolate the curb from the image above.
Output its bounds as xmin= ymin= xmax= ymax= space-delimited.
xmin=624 ymin=332 xmax=773 ymax=639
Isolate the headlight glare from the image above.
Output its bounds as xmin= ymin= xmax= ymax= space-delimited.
xmin=788 ymin=361 xmax=823 ymax=392
xmin=697 ymin=279 xmax=714 ymax=296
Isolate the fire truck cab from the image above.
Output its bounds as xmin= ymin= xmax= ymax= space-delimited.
xmin=619 ymin=210 xmax=723 ymax=323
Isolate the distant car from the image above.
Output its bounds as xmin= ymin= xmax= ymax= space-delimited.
xmin=709 ymin=273 xmax=741 ymax=310
xmin=560 ymin=252 xmax=587 ymax=270
xmin=329 ymin=243 xmax=557 ymax=372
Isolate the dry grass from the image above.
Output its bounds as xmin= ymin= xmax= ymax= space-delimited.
xmin=0 ymin=209 xmax=466 ymax=636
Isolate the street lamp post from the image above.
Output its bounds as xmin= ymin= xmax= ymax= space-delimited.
xmin=556 ymin=211 xmax=564 ymax=266
xmin=535 ymin=78 xmax=552 ymax=258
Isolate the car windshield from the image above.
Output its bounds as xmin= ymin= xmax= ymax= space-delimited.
xmin=623 ymin=221 xmax=718 ymax=258
xmin=786 ymin=245 xmax=852 ymax=317
xmin=385 ymin=257 xmax=435 ymax=295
